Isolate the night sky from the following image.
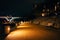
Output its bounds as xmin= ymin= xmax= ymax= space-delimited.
xmin=0 ymin=0 xmax=45 ymax=16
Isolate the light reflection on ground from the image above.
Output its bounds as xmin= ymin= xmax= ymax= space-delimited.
xmin=5 ymin=22 xmax=60 ymax=40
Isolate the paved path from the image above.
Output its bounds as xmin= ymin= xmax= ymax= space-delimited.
xmin=5 ymin=22 xmax=60 ymax=40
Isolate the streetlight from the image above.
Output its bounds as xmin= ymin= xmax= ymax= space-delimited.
xmin=41 ymin=13 xmax=45 ymax=17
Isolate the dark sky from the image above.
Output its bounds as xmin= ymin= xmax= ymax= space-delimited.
xmin=0 ymin=0 xmax=45 ymax=16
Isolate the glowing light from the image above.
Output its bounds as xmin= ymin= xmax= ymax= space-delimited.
xmin=55 ymin=5 xmax=57 ymax=11
xmin=5 ymin=28 xmax=56 ymax=40
xmin=17 ymin=22 xmax=31 ymax=28
xmin=42 ymin=13 xmax=45 ymax=16
xmin=47 ymin=23 xmax=53 ymax=26
xmin=21 ymin=21 xmax=24 ymax=24
xmin=42 ymin=9 xmax=45 ymax=12
xmin=6 ymin=29 xmax=40 ymax=40
xmin=5 ymin=26 xmax=10 ymax=34
xmin=17 ymin=26 xmax=30 ymax=28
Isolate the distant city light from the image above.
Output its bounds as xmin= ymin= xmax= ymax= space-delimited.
xmin=55 ymin=5 xmax=57 ymax=11
xmin=47 ymin=22 xmax=53 ymax=26
xmin=42 ymin=9 xmax=45 ymax=12
xmin=42 ymin=13 xmax=45 ymax=16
